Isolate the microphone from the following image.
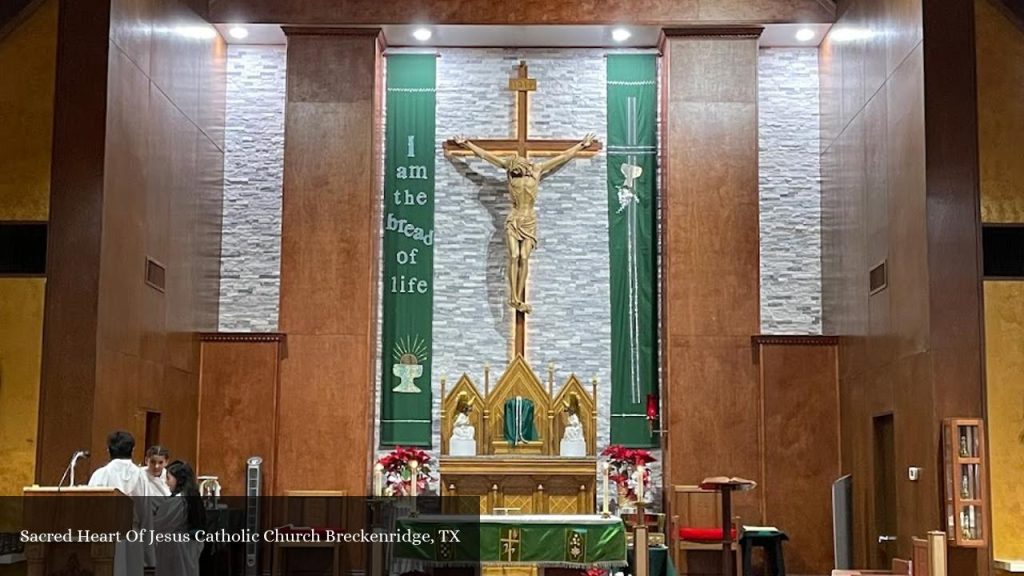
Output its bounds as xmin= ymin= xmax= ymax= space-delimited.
xmin=59 ymin=450 xmax=91 ymax=488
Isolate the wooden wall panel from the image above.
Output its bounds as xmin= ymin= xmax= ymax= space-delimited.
xmin=36 ymin=0 xmax=110 ymax=484
xmin=197 ymin=336 xmax=282 ymax=498
xmin=758 ymin=339 xmax=840 ymax=576
xmin=821 ymin=0 xmax=985 ymax=571
xmin=276 ymin=29 xmax=382 ymax=496
xmin=37 ymin=0 xmax=225 ymax=482
xmin=208 ymin=0 xmax=834 ymax=27
xmin=661 ymin=30 xmax=762 ymax=522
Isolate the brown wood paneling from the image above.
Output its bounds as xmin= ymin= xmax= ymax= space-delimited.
xmin=208 ymin=0 xmax=834 ymax=27
xmin=109 ymin=0 xmax=153 ymax=75
xmin=667 ymin=337 xmax=762 ymax=521
xmin=36 ymin=0 xmax=110 ymax=484
xmin=197 ymin=337 xmax=282 ymax=497
xmin=39 ymin=0 xmax=224 ymax=483
xmin=276 ymin=334 xmax=372 ymax=495
xmin=661 ymin=31 xmax=761 ymax=519
xmin=822 ymin=0 xmax=986 ymax=571
xmin=663 ymin=52 xmax=759 ymax=337
xmin=277 ymin=29 xmax=382 ymax=496
xmin=759 ymin=341 xmax=840 ymax=575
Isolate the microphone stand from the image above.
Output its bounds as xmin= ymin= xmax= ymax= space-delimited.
xmin=59 ymin=451 xmax=89 ymax=488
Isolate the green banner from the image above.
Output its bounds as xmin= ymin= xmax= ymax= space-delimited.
xmin=379 ymin=55 xmax=437 ymax=447
xmin=607 ymin=55 xmax=659 ymax=447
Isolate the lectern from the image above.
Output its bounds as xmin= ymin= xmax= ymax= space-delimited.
xmin=22 ymin=486 xmax=134 ymax=576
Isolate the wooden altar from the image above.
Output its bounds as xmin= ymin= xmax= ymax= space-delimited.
xmin=439 ymin=356 xmax=599 ymax=514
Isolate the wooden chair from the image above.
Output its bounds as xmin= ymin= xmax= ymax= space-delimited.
xmin=831 ymin=531 xmax=947 ymax=576
xmin=670 ymin=485 xmax=741 ymax=575
xmin=271 ymin=490 xmax=348 ymax=576
xmin=912 ymin=532 xmax=947 ymax=576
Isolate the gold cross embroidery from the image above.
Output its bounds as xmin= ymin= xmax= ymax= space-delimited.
xmin=500 ymin=527 xmax=521 ymax=562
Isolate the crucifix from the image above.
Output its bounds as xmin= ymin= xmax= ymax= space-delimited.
xmin=446 ymin=61 xmax=601 ymax=358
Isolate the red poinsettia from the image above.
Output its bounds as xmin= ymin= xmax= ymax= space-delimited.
xmin=582 ymin=567 xmax=607 ymax=576
xmin=601 ymin=444 xmax=656 ymax=502
xmin=378 ymin=446 xmax=434 ymax=496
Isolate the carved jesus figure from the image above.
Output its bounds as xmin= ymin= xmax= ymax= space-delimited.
xmin=453 ymin=133 xmax=595 ymax=313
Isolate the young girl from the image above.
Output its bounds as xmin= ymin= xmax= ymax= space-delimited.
xmin=154 ymin=461 xmax=206 ymax=576
xmin=142 ymin=446 xmax=171 ymax=496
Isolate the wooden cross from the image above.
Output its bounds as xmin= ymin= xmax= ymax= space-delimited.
xmin=444 ymin=61 xmax=602 ymax=358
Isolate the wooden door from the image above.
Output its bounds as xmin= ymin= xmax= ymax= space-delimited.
xmin=872 ymin=414 xmax=898 ymax=568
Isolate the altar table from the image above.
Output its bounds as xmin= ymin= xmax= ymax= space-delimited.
xmin=394 ymin=514 xmax=627 ymax=568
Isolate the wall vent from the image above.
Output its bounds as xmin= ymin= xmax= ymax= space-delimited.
xmin=869 ymin=260 xmax=887 ymax=294
xmin=145 ymin=258 xmax=166 ymax=291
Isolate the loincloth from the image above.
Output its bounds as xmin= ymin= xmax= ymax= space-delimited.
xmin=505 ymin=211 xmax=537 ymax=244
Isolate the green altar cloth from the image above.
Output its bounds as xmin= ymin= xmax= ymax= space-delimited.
xmin=395 ymin=515 xmax=627 ymax=568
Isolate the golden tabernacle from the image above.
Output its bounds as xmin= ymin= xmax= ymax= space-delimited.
xmin=439 ymin=356 xmax=599 ymax=514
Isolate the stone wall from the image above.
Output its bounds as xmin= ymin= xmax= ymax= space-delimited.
xmin=758 ymin=47 xmax=822 ymax=334
xmin=429 ymin=49 xmax=613 ymax=450
xmin=218 ymin=45 xmax=286 ymax=332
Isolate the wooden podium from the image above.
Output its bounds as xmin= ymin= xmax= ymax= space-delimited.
xmin=22 ymin=486 xmax=135 ymax=576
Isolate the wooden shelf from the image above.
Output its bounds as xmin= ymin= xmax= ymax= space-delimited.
xmin=943 ymin=418 xmax=988 ymax=548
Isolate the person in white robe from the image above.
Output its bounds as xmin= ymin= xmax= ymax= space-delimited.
xmin=88 ymin=430 xmax=147 ymax=576
xmin=154 ymin=461 xmax=205 ymax=576
xmin=140 ymin=446 xmax=171 ymax=569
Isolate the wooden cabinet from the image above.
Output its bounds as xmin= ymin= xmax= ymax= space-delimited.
xmin=942 ymin=418 xmax=987 ymax=547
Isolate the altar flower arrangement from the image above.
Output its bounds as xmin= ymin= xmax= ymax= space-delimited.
xmin=377 ymin=446 xmax=434 ymax=496
xmin=601 ymin=445 xmax=655 ymax=504
xmin=582 ymin=568 xmax=607 ymax=576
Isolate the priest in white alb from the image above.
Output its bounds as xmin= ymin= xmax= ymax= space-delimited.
xmin=88 ymin=430 xmax=147 ymax=576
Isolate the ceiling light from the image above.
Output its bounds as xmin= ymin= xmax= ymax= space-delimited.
xmin=228 ymin=26 xmax=249 ymax=40
xmin=612 ymin=28 xmax=632 ymax=42
xmin=795 ymin=28 xmax=816 ymax=42
xmin=413 ymin=28 xmax=432 ymax=42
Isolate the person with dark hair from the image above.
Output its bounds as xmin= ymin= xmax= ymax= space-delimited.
xmin=142 ymin=446 xmax=171 ymax=496
xmin=88 ymin=430 xmax=146 ymax=576
xmin=154 ymin=461 xmax=205 ymax=576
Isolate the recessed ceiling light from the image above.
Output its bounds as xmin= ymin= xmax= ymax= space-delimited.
xmin=413 ymin=28 xmax=433 ymax=42
xmin=228 ymin=26 xmax=249 ymax=40
xmin=612 ymin=28 xmax=632 ymax=42
xmin=795 ymin=28 xmax=816 ymax=42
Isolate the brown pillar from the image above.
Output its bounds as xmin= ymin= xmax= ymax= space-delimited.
xmin=35 ymin=0 xmax=110 ymax=485
xmin=661 ymin=28 xmax=763 ymax=522
xmin=277 ymin=28 xmax=383 ymax=496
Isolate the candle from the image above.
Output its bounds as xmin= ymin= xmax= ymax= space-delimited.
xmin=602 ymin=461 xmax=610 ymax=515
xmin=409 ymin=461 xmax=419 ymax=497
xmin=373 ymin=463 xmax=384 ymax=497
xmin=636 ymin=464 xmax=645 ymax=504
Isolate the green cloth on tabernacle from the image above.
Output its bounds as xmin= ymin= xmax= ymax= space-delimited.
xmin=394 ymin=516 xmax=628 ymax=567
xmin=503 ymin=397 xmax=537 ymax=445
